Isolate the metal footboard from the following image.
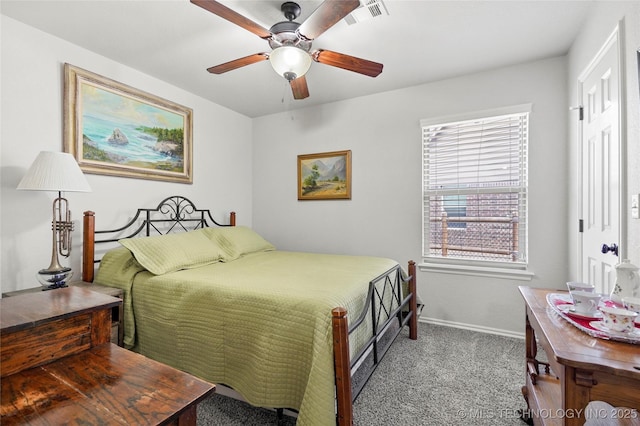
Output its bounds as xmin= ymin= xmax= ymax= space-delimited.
xmin=332 ymin=260 xmax=418 ymax=425
xmin=349 ymin=264 xmax=414 ymax=399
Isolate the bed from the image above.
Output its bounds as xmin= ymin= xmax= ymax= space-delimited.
xmin=81 ymin=196 xmax=418 ymax=425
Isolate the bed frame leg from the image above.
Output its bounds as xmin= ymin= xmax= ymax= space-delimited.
xmin=332 ymin=307 xmax=353 ymax=426
xmin=408 ymin=260 xmax=418 ymax=340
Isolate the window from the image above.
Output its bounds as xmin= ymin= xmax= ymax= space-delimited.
xmin=421 ymin=105 xmax=530 ymax=265
xmin=443 ymin=194 xmax=467 ymax=229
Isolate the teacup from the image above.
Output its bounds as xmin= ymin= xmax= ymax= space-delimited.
xmin=570 ymin=290 xmax=601 ymax=314
xmin=622 ymin=296 xmax=640 ymax=314
xmin=599 ymin=306 xmax=638 ymax=332
xmin=566 ymin=281 xmax=595 ymax=293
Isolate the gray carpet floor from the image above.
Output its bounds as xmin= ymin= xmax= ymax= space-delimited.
xmin=196 ymin=323 xmax=527 ymax=425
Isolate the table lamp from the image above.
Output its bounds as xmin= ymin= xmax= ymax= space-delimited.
xmin=17 ymin=151 xmax=91 ymax=289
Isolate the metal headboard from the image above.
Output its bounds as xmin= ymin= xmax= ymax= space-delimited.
xmin=95 ymin=195 xmax=233 ymax=242
xmin=82 ymin=195 xmax=236 ymax=282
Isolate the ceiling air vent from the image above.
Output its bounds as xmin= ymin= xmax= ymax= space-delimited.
xmin=344 ymin=0 xmax=389 ymax=25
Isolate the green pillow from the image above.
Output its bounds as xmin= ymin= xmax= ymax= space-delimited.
xmin=202 ymin=226 xmax=275 ymax=261
xmin=119 ymin=229 xmax=224 ymax=275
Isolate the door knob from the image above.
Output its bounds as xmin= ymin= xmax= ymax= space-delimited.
xmin=601 ymin=243 xmax=619 ymax=256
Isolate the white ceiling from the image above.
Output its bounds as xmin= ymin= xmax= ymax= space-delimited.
xmin=1 ymin=0 xmax=594 ymax=118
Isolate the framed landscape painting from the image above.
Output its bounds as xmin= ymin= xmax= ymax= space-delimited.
xmin=63 ymin=63 xmax=193 ymax=183
xmin=298 ymin=150 xmax=351 ymax=200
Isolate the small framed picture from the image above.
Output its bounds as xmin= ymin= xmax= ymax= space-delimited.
xmin=297 ymin=150 xmax=351 ymax=200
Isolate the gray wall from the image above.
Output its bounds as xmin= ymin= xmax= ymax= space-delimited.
xmin=250 ymin=2 xmax=640 ymax=337
xmin=1 ymin=16 xmax=254 ymax=292
xmin=2 ymin=3 xmax=639 ymax=337
xmin=252 ymin=56 xmax=569 ymax=336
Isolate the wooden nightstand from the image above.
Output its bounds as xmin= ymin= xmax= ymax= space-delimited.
xmin=1 ymin=287 xmax=215 ymax=425
xmin=2 ymin=281 xmax=124 ymax=347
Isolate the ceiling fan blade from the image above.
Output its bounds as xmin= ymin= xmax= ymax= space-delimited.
xmin=207 ymin=53 xmax=269 ymax=74
xmin=290 ymin=76 xmax=310 ymax=100
xmin=313 ymin=49 xmax=383 ymax=77
xmin=191 ymin=0 xmax=271 ymax=39
xmin=297 ymin=0 xmax=360 ymax=40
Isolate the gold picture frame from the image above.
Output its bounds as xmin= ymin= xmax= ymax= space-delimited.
xmin=298 ymin=150 xmax=351 ymax=200
xmin=63 ymin=63 xmax=193 ymax=183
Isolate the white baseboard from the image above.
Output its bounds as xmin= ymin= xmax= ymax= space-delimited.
xmin=418 ymin=316 xmax=525 ymax=340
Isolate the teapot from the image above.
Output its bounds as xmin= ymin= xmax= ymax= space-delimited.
xmin=610 ymin=259 xmax=640 ymax=303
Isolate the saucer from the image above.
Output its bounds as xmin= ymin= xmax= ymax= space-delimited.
xmin=590 ymin=320 xmax=640 ymax=337
xmin=559 ymin=305 xmax=602 ymax=320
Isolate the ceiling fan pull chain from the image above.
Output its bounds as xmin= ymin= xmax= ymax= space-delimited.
xmin=281 ymin=80 xmax=288 ymax=104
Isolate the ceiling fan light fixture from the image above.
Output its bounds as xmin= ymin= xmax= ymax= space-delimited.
xmin=269 ymin=45 xmax=312 ymax=81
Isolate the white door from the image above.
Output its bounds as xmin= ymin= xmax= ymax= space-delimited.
xmin=579 ymin=28 xmax=623 ymax=295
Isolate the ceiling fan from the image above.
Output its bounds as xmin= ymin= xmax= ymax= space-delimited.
xmin=190 ymin=0 xmax=384 ymax=100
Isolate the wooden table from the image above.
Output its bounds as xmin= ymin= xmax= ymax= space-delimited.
xmin=520 ymin=286 xmax=640 ymax=426
xmin=1 ymin=287 xmax=215 ymax=425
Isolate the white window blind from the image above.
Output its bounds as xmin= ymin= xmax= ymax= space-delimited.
xmin=421 ymin=108 xmax=529 ymax=264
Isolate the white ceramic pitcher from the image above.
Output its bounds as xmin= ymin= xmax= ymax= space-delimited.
xmin=610 ymin=259 xmax=640 ymax=303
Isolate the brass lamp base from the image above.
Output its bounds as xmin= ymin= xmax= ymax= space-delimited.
xmin=37 ymin=267 xmax=73 ymax=290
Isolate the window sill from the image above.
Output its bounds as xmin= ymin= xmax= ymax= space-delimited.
xmin=419 ymin=262 xmax=535 ymax=281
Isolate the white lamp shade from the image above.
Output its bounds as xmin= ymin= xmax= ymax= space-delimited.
xmin=17 ymin=151 xmax=91 ymax=192
xmin=269 ymin=46 xmax=312 ymax=81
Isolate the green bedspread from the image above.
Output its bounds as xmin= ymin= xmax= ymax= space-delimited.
xmin=95 ymin=248 xmax=400 ymax=425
